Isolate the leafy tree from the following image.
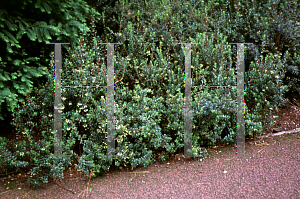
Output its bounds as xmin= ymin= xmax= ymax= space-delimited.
xmin=0 ymin=0 xmax=102 ymax=121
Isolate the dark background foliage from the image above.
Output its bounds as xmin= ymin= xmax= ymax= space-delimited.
xmin=0 ymin=0 xmax=120 ymax=135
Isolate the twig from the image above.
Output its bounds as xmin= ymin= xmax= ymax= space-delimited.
xmin=54 ymin=178 xmax=77 ymax=194
xmin=256 ymin=142 xmax=269 ymax=146
xmin=129 ymin=174 xmax=137 ymax=183
xmin=0 ymin=176 xmax=21 ymax=181
xmin=0 ymin=171 xmax=17 ymax=177
xmin=257 ymin=128 xmax=300 ymax=138
xmin=77 ymin=166 xmax=92 ymax=198
xmin=197 ymin=182 xmax=210 ymax=185
xmin=21 ymin=190 xmax=33 ymax=199
xmin=130 ymin=171 xmax=150 ymax=174
xmin=258 ymin=148 xmax=265 ymax=153
xmin=0 ymin=189 xmax=12 ymax=195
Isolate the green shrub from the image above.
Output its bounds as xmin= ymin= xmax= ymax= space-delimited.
xmin=0 ymin=0 xmax=293 ymax=188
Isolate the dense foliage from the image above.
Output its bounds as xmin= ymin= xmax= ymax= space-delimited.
xmin=0 ymin=0 xmax=99 ymax=121
xmin=0 ymin=0 xmax=298 ymax=188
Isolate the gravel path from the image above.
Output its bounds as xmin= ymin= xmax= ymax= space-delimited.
xmin=1 ymin=132 xmax=299 ymax=199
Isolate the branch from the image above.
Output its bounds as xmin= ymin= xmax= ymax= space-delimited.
xmin=257 ymin=128 xmax=300 ymax=138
